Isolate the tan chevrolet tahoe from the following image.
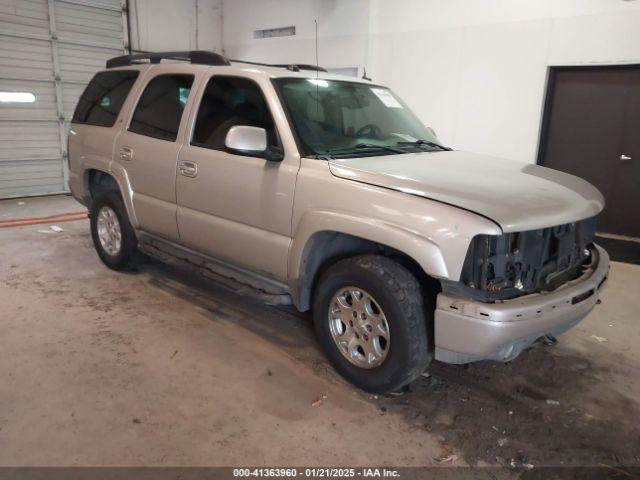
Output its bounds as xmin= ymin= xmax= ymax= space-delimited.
xmin=68 ymin=51 xmax=610 ymax=393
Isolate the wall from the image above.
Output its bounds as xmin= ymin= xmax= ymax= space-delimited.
xmin=368 ymin=0 xmax=640 ymax=163
xmin=129 ymin=0 xmax=223 ymax=53
xmin=222 ymin=0 xmax=370 ymax=69
xmin=222 ymin=0 xmax=640 ymax=163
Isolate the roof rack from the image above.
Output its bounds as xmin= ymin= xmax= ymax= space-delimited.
xmin=229 ymin=59 xmax=327 ymax=73
xmin=106 ymin=51 xmax=328 ymax=73
xmin=106 ymin=50 xmax=230 ymax=68
xmin=273 ymin=63 xmax=327 ymax=73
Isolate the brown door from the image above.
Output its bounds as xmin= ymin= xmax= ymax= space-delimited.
xmin=539 ymin=66 xmax=640 ymax=238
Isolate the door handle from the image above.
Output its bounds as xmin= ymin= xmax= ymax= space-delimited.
xmin=620 ymin=154 xmax=632 ymax=162
xmin=120 ymin=146 xmax=133 ymax=161
xmin=179 ymin=160 xmax=198 ymax=177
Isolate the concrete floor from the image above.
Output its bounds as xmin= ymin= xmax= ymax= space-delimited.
xmin=1 ymin=195 xmax=639 ymax=469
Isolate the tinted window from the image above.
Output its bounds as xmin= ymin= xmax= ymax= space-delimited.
xmin=192 ymin=76 xmax=276 ymax=149
xmin=129 ymin=74 xmax=194 ymax=142
xmin=72 ymin=70 xmax=139 ymax=127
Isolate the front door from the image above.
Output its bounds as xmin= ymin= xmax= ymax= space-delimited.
xmin=176 ymin=75 xmax=298 ymax=282
xmin=539 ymin=66 xmax=640 ymax=238
xmin=114 ymin=70 xmax=196 ymax=241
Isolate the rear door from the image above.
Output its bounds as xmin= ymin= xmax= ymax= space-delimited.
xmin=113 ymin=65 xmax=199 ymax=241
xmin=175 ymin=74 xmax=298 ymax=282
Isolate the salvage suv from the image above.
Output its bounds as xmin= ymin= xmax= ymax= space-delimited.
xmin=68 ymin=51 xmax=609 ymax=393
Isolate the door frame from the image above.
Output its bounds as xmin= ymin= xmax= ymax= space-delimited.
xmin=536 ymin=63 xmax=640 ymax=166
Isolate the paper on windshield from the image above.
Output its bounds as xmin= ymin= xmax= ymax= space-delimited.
xmin=371 ymin=88 xmax=403 ymax=108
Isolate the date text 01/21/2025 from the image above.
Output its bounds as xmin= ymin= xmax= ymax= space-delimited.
xmin=232 ymin=468 xmax=400 ymax=477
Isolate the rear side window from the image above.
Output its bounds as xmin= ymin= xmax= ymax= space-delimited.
xmin=192 ymin=76 xmax=276 ymax=150
xmin=129 ymin=74 xmax=194 ymax=142
xmin=72 ymin=70 xmax=139 ymax=127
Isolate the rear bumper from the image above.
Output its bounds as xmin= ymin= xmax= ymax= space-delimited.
xmin=434 ymin=245 xmax=610 ymax=364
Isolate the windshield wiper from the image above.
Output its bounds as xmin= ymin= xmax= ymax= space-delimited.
xmin=397 ymin=139 xmax=451 ymax=151
xmin=318 ymin=143 xmax=405 ymax=159
xmin=354 ymin=143 xmax=406 ymax=153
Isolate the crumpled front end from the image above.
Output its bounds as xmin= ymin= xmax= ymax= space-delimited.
xmin=452 ymin=216 xmax=598 ymax=301
xmin=434 ymin=217 xmax=609 ymax=364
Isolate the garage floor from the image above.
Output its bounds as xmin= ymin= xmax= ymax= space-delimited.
xmin=1 ymin=195 xmax=639 ymax=469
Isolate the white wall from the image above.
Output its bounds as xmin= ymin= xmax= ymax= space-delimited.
xmin=129 ymin=0 xmax=223 ymax=53
xmin=368 ymin=0 xmax=640 ymax=163
xmin=222 ymin=0 xmax=370 ymax=69
xmin=222 ymin=0 xmax=640 ymax=163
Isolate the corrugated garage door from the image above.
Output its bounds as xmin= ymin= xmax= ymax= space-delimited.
xmin=0 ymin=0 xmax=127 ymax=198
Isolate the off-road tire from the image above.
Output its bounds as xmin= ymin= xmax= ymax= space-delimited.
xmin=313 ymin=255 xmax=432 ymax=393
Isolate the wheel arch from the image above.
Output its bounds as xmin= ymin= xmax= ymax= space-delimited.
xmin=288 ymin=211 xmax=447 ymax=313
xmin=84 ymin=167 xmax=138 ymax=228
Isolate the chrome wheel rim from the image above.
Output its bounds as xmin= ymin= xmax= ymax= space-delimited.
xmin=328 ymin=287 xmax=390 ymax=369
xmin=96 ymin=206 xmax=122 ymax=256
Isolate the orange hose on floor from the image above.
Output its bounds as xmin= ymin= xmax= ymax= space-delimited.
xmin=0 ymin=210 xmax=88 ymax=224
xmin=0 ymin=212 xmax=88 ymax=228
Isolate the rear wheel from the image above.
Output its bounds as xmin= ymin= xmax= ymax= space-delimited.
xmin=90 ymin=192 xmax=138 ymax=270
xmin=313 ymin=255 xmax=432 ymax=393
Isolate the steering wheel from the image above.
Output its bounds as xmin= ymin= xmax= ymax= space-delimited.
xmin=354 ymin=123 xmax=384 ymax=139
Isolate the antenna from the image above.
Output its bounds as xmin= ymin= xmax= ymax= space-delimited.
xmin=315 ymin=19 xmax=319 ymax=80
xmin=315 ymin=19 xmax=319 ymax=120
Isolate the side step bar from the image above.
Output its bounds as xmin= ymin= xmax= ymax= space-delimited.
xmin=137 ymin=232 xmax=292 ymax=307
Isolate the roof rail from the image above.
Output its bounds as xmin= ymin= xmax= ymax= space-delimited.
xmin=106 ymin=51 xmax=328 ymax=73
xmin=106 ymin=50 xmax=230 ymax=68
xmin=273 ymin=64 xmax=328 ymax=73
xmin=229 ymin=59 xmax=327 ymax=73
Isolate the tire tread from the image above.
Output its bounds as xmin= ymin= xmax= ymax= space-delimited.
xmin=89 ymin=192 xmax=138 ymax=270
xmin=313 ymin=254 xmax=432 ymax=393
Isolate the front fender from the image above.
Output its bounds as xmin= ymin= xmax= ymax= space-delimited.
xmin=288 ymin=210 xmax=451 ymax=310
xmin=290 ymin=210 xmax=449 ymax=280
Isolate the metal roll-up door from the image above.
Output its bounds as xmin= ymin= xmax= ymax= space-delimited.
xmin=0 ymin=0 xmax=128 ymax=199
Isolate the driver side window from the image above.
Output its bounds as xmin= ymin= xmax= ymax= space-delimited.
xmin=191 ymin=76 xmax=277 ymax=150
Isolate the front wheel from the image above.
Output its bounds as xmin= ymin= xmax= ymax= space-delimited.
xmin=313 ymin=255 xmax=432 ymax=393
xmin=90 ymin=192 xmax=138 ymax=270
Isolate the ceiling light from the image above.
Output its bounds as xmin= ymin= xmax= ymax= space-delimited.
xmin=0 ymin=92 xmax=36 ymax=103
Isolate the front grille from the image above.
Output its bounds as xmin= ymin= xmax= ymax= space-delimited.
xmin=459 ymin=216 xmax=597 ymax=301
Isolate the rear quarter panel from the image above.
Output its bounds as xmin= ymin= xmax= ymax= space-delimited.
xmin=67 ymin=66 xmax=149 ymax=225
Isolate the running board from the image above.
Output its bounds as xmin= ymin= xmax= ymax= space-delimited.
xmin=137 ymin=232 xmax=292 ymax=306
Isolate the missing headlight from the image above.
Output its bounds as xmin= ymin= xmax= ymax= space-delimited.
xmin=459 ymin=216 xmax=597 ymax=301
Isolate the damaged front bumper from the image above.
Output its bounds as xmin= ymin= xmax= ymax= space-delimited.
xmin=434 ymin=244 xmax=610 ymax=364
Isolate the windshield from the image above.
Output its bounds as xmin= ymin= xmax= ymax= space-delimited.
xmin=274 ymin=78 xmax=445 ymax=158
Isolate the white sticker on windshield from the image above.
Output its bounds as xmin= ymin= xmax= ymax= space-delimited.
xmin=371 ymin=88 xmax=403 ymax=108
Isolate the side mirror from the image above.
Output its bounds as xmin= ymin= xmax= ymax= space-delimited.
xmin=425 ymin=126 xmax=438 ymax=139
xmin=225 ymin=125 xmax=283 ymax=162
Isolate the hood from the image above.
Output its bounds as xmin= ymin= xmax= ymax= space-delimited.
xmin=328 ymin=151 xmax=604 ymax=232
